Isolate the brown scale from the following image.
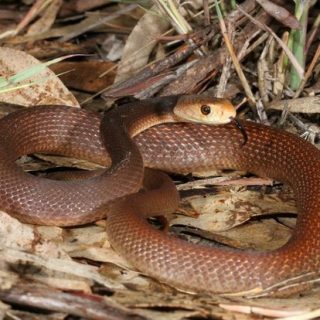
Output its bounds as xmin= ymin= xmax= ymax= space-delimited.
xmin=0 ymin=96 xmax=319 ymax=296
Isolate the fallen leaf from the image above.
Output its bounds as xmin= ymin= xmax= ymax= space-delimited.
xmin=256 ymin=0 xmax=300 ymax=29
xmin=0 ymin=47 xmax=79 ymax=107
xmin=50 ymin=60 xmax=116 ymax=93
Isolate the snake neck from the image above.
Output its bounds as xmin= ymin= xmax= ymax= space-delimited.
xmin=111 ymin=96 xmax=182 ymax=138
xmin=99 ymin=97 xmax=182 ymax=200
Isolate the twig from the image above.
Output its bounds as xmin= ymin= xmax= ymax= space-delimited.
xmin=237 ymin=4 xmax=304 ymax=79
xmin=0 ymin=283 xmax=147 ymax=320
xmin=215 ymin=1 xmax=256 ymax=107
xmin=59 ymin=4 xmax=138 ymax=42
xmin=103 ymin=26 xmax=215 ymax=98
xmin=203 ymin=0 xmax=210 ymax=26
xmin=258 ymin=36 xmax=273 ymax=105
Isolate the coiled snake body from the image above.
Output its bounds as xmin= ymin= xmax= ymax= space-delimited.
xmin=1 ymin=95 xmax=320 ymax=296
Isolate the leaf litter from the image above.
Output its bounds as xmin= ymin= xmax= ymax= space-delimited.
xmin=0 ymin=1 xmax=318 ymax=319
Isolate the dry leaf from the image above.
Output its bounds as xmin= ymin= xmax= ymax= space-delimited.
xmin=115 ymin=6 xmax=170 ymax=83
xmin=27 ymin=0 xmax=63 ymax=36
xmin=174 ymin=189 xmax=296 ymax=232
xmin=50 ymin=61 xmax=116 ymax=93
xmin=268 ymin=96 xmax=320 ymax=113
xmin=0 ymin=211 xmax=35 ymax=250
xmin=0 ymin=47 xmax=79 ymax=107
xmin=256 ymin=0 xmax=300 ymax=29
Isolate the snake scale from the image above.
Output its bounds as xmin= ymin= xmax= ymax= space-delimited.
xmin=0 ymin=95 xmax=319 ymax=296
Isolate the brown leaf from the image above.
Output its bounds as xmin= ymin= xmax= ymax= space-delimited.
xmin=115 ymin=5 xmax=170 ymax=83
xmin=255 ymin=0 xmax=300 ymax=29
xmin=27 ymin=0 xmax=63 ymax=36
xmin=0 ymin=47 xmax=79 ymax=107
xmin=50 ymin=61 xmax=116 ymax=93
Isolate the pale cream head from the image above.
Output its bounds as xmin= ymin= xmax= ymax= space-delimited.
xmin=174 ymin=95 xmax=236 ymax=125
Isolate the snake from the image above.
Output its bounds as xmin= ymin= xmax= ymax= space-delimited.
xmin=0 ymin=95 xmax=319 ymax=296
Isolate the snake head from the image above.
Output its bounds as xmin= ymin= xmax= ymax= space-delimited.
xmin=174 ymin=96 xmax=236 ymax=125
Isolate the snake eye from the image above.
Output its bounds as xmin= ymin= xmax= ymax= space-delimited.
xmin=201 ymin=105 xmax=211 ymax=115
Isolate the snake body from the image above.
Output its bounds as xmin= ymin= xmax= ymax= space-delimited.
xmin=1 ymin=95 xmax=320 ymax=295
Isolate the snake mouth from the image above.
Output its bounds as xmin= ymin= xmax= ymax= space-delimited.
xmin=230 ymin=117 xmax=248 ymax=146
